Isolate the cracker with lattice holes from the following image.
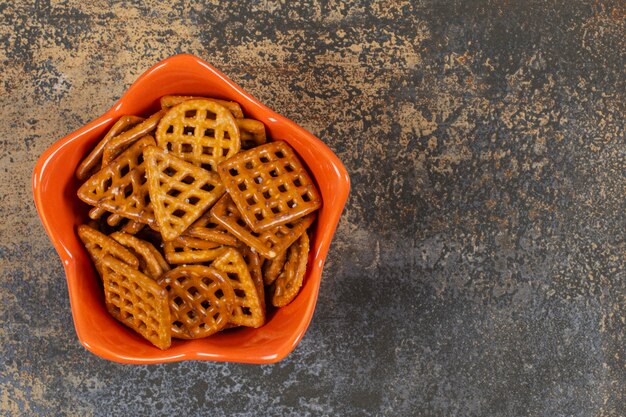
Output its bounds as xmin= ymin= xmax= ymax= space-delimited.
xmin=77 ymin=225 xmax=139 ymax=277
xmin=262 ymin=248 xmax=287 ymax=285
xmin=121 ymin=219 xmax=145 ymax=235
xmin=241 ymin=246 xmax=265 ymax=313
xmin=236 ymin=119 xmax=267 ymax=150
xmin=101 ymin=110 xmax=165 ymax=167
xmin=88 ymin=206 xmax=125 ymax=224
xmin=101 ymin=255 xmax=171 ymax=350
xmin=212 ymin=248 xmax=265 ymax=328
xmin=160 ymin=96 xmax=265 ymax=150
xmin=272 ymin=232 xmax=310 ymax=307
xmin=110 ymin=232 xmax=170 ymax=280
xmin=155 ymin=99 xmax=240 ymax=172
xmin=163 ymin=235 xmax=227 ymax=264
xmin=217 ymin=141 xmax=321 ymax=232
xmin=157 ymin=265 xmax=235 ymax=339
xmin=160 ymin=95 xmax=244 ymax=119
xmin=210 ymin=194 xmax=315 ymax=259
xmin=78 ymin=136 xmax=156 ymax=226
xmin=76 ymin=115 xmax=144 ymax=181
xmin=88 ymin=207 xmax=145 ymax=234
xmin=144 ymin=146 xmax=225 ymax=241
xmin=184 ymin=211 xmax=240 ymax=246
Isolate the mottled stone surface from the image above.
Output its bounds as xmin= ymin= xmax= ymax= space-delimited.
xmin=1 ymin=0 xmax=624 ymax=415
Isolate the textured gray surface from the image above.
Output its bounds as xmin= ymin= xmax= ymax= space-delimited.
xmin=1 ymin=1 xmax=625 ymax=416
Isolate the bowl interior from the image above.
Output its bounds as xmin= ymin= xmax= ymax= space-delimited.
xmin=32 ymin=54 xmax=349 ymax=364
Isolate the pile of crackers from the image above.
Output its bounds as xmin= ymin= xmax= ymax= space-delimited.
xmin=75 ymin=96 xmax=321 ymax=349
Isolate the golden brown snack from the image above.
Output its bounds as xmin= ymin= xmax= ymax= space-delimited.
xmin=77 ymin=224 xmax=139 ymax=276
xmin=88 ymin=206 xmax=108 ymax=221
xmin=184 ymin=211 xmax=240 ymax=246
xmin=241 ymin=246 xmax=265 ymax=313
xmin=148 ymin=243 xmax=170 ymax=272
xmin=157 ymin=265 xmax=235 ymax=339
xmin=144 ymin=146 xmax=225 ymax=241
xmin=101 ymin=110 xmax=165 ymax=166
xmin=262 ymin=248 xmax=287 ymax=285
xmin=163 ymin=235 xmax=226 ymax=264
xmin=110 ymin=231 xmax=169 ymax=280
xmin=160 ymin=96 xmax=265 ymax=150
xmin=87 ymin=210 xmax=143 ymax=236
xmin=77 ymin=136 xmax=156 ymax=226
xmin=155 ymin=99 xmax=240 ymax=172
xmin=88 ymin=208 xmax=126 ymax=230
xmin=172 ymin=235 xmax=221 ymax=249
xmin=160 ymin=95 xmax=244 ymax=119
xmin=121 ymin=219 xmax=145 ymax=235
xmin=88 ymin=208 xmax=127 ymax=228
xmin=212 ymin=248 xmax=265 ymax=328
xmin=272 ymin=233 xmax=310 ymax=307
xmin=74 ymin=95 xmax=323 ymax=348
xmin=76 ymin=115 xmax=144 ymax=180
xmin=105 ymin=213 xmax=124 ymax=226
xmin=217 ymin=141 xmax=321 ymax=232
xmin=237 ymin=119 xmax=267 ymax=150
xmin=101 ymin=255 xmax=171 ymax=350
xmin=210 ymin=194 xmax=314 ymax=259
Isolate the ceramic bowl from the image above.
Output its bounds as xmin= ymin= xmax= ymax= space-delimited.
xmin=32 ymin=54 xmax=350 ymax=364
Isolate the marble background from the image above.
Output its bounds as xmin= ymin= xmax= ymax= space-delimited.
xmin=1 ymin=1 xmax=624 ymax=416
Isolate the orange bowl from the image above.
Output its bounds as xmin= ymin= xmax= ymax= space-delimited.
xmin=31 ymin=54 xmax=350 ymax=364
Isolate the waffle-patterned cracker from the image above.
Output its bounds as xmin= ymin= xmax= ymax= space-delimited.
xmin=76 ymin=115 xmax=144 ymax=180
xmin=237 ymin=118 xmax=267 ymax=150
xmin=217 ymin=141 xmax=321 ymax=232
xmin=262 ymin=248 xmax=287 ymax=285
xmin=159 ymin=95 xmax=265 ymax=150
xmin=144 ymin=146 xmax=225 ymax=241
xmin=101 ymin=110 xmax=165 ymax=167
xmin=241 ymin=246 xmax=265 ymax=313
xmin=156 ymin=99 xmax=241 ymax=172
xmin=184 ymin=211 xmax=239 ymax=246
xmin=77 ymin=136 xmax=156 ymax=226
xmin=210 ymin=194 xmax=315 ymax=259
xmin=101 ymin=255 xmax=172 ymax=350
xmin=212 ymin=248 xmax=265 ymax=328
xmin=88 ymin=207 xmax=142 ymax=231
xmin=110 ymin=232 xmax=169 ymax=280
xmin=121 ymin=219 xmax=145 ymax=235
xmin=163 ymin=235 xmax=226 ymax=264
xmin=272 ymin=232 xmax=310 ymax=307
xmin=158 ymin=265 xmax=235 ymax=339
xmin=77 ymin=225 xmax=139 ymax=276
xmin=160 ymin=95 xmax=244 ymax=119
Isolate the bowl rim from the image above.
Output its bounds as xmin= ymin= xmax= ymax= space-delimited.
xmin=31 ymin=54 xmax=350 ymax=364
